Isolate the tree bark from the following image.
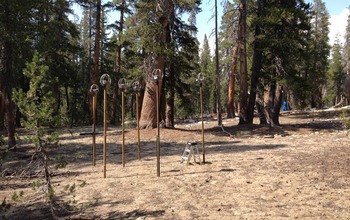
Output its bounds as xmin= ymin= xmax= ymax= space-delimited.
xmin=166 ymin=64 xmax=175 ymax=128
xmin=238 ymin=0 xmax=248 ymax=125
xmin=3 ymin=41 xmax=16 ymax=149
xmin=215 ymin=0 xmax=222 ymax=125
xmin=227 ymin=46 xmax=238 ymax=118
xmin=3 ymin=2 xmax=16 ymax=148
xmin=263 ymin=83 xmax=271 ymax=124
xmin=0 ymin=85 xmax=5 ymax=131
xmin=256 ymin=94 xmax=267 ymax=124
xmin=139 ymin=59 xmax=165 ymax=129
xmin=247 ymin=0 xmax=262 ymax=124
xmin=270 ymin=83 xmax=283 ymax=127
xmin=93 ymin=0 xmax=101 ymax=85
xmin=89 ymin=0 xmax=101 ymax=124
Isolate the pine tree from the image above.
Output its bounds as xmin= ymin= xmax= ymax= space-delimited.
xmin=326 ymin=38 xmax=345 ymax=106
xmin=124 ymin=0 xmax=200 ymax=128
xmin=344 ymin=10 xmax=350 ymax=104
xmin=309 ymin=0 xmax=330 ymax=108
xmin=12 ymin=52 xmax=61 ymax=217
xmin=246 ymin=0 xmax=311 ymax=126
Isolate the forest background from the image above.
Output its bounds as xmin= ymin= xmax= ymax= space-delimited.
xmin=1 ymin=0 xmax=350 ymax=149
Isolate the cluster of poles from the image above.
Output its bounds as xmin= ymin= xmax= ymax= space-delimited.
xmin=89 ymin=70 xmax=206 ymax=178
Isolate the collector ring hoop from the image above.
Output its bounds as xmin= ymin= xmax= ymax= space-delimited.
xmin=152 ymin=69 xmax=163 ymax=81
xmin=90 ymin=84 xmax=99 ymax=94
xmin=118 ymin=78 xmax=128 ymax=90
xmin=100 ymin=74 xmax=111 ymax=87
xmin=132 ymin=81 xmax=141 ymax=92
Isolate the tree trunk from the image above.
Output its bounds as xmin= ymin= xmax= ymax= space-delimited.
xmin=160 ymin=81 xmax=166 ymax=126
xmin=215 ymin=0 xmax=222 ymax=125
xmin=238 ymin=0 xmax=248 ymax=125
xmin=256 ymin=94 xmax=267 ymax=124
xmin=166 ymin=65 xmax=175 ymax=128
xmin=93 ymin=0 xmax=101 ymax=84
xmin=263 ymin=83 xmax=271 ymax=124
xmin=89 ymin=0 xmax=101 ymax=123
xmin=0 ymin=85 xmax=5 ymax=131
xmin=111 ymin=0 xmax=125 ymax=125
xmin=139 ymin=60 xmax=165 ymax=129
xmin=2 ymin=0 xmax=16 ymax=148
xmin=247 ymin=0 xmax=262 ymax=124
xmin=6 ymin=98 xmax=16 ymax=149
xmin=227 ymin=46 xmax=238 ymax=118
xmin=139 ymin=0 xmax=172 ymax=129
xmin=3 ymin=40 xmax=16 ymax=149
xmin=270 ymin=83 xmax=283 ymax=127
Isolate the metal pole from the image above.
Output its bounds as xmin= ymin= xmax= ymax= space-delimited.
xmin=92 ymin=93 xmax=96 ymax=166
xmin=103 ymin=85 xmax=107 ymax=178
xmin=156 ymin=81 xmax=160 ymax=177
xmin=200 ymin=84 xmax=205 ymax=163
xmin=122 ymin=90 xmax=125 ymax=167
xmin=136 ymin=92 xmax=141 ymax=160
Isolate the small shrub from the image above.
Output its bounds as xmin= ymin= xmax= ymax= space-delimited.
xmin=31 ymin=180 xmax=43 ymax=191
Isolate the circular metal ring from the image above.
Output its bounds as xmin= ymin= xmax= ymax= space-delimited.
xmin=89 ymin=84 xmax=99 ymax=94
xmin=118 ymin=78 xmax=128 ymax=90
xmin=152 ymin=69 xmax=163 ymax=81
xmin=132 ymin=81 xmax=141 ymax=92
xmin=100 ymin=74 xmax=111 ymax=87
xmin=196 ymin=73 xmax=204 ymax=83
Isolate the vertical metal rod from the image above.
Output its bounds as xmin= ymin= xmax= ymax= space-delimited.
xmin=122 ymin=90 xmax=125 ymax=167
xmin=200 ymin=84 xmax=205 ymax=163
xmin=156 ymin=81 xmax=160 ymax=177
xmin=103 ymin=86 xmax=107 ymax=178
xmin=136 ymin=93 xmax=141 ymax=160
xmin=92 ymin=94 xmax=96 ymax=166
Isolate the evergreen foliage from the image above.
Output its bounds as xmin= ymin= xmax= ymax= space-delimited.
xmin=325 ymin=38 xmax=345 ymax=106
xmin=0 ymin=0 xmax=347 ymax=137
xmin=12 ymin=51 xmax=62 ymax=216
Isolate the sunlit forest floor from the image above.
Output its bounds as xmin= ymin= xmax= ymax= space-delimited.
xmin=1 ymin=107 xmax=350 ymax=219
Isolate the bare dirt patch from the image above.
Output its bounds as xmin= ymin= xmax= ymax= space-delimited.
xmin=1 ymin=108 xmax=350 ymax=219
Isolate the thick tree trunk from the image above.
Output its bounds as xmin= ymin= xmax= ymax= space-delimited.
xmin=139 ymin=60 xmax=165 ymax=129
xmin=227 ymin=46 xmax=238 ymax=118
xmin=256 ymin=94 xmax=267 ymax=124
xmin=166 ymin=92 xmax=174 ymax=128
xmin=270 ymin=84 xmax=283 ymax=127
xmin=238 ymin=0 xmax=248 ymax=125
xmin=139 ymin=1 xmax=172 ymax=129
